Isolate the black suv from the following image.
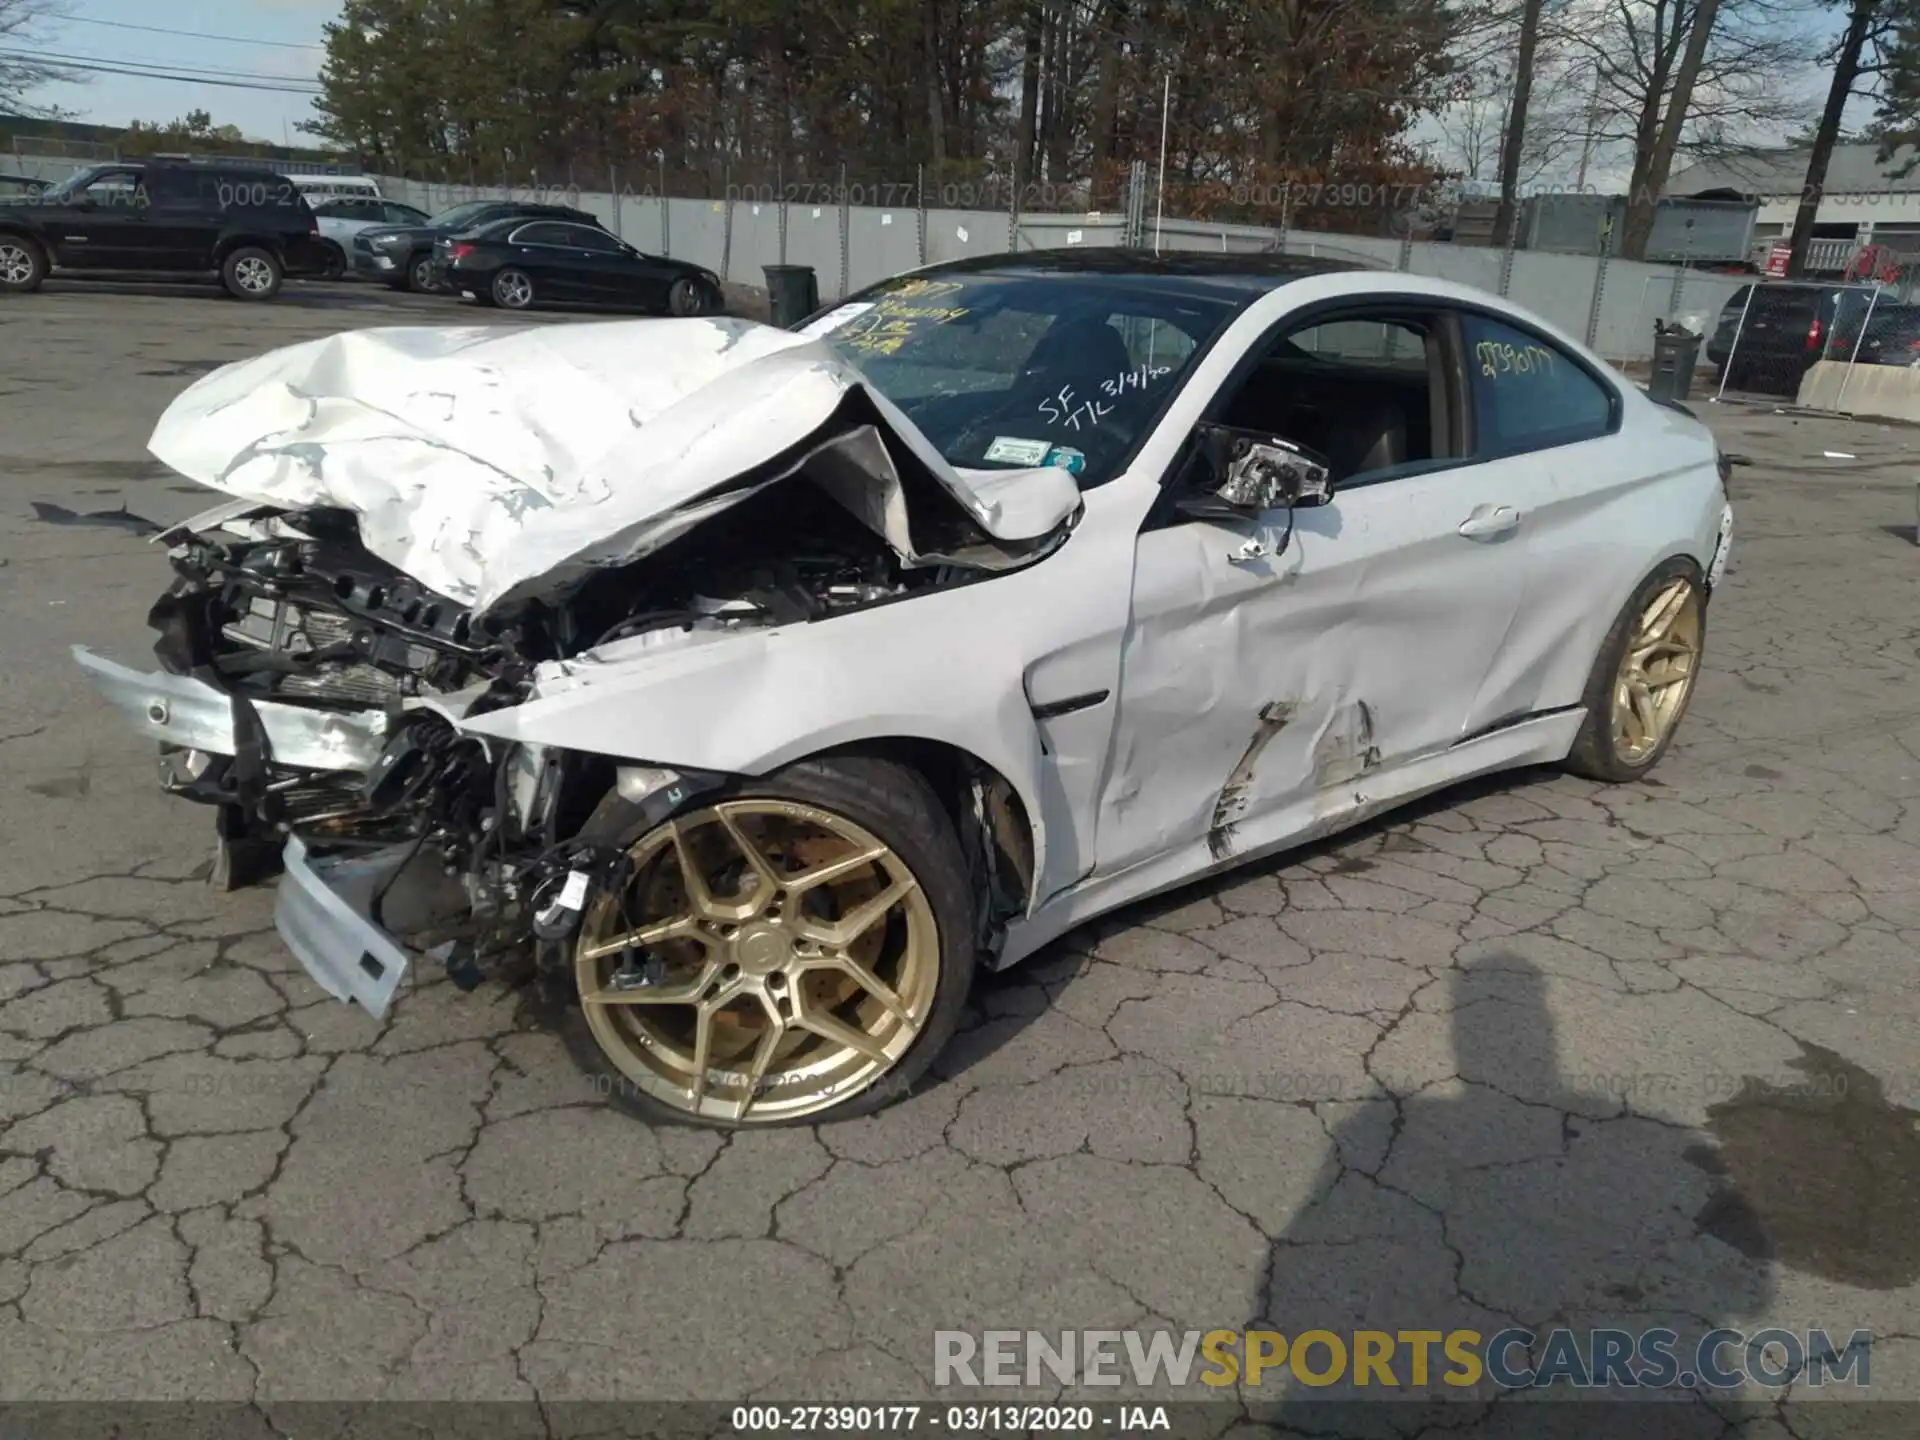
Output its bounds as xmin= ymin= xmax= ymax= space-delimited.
xmin=1705 ymin=282 xmax=1878 ymax=396
xmin=0 ymin=160 xmax=327 ymax=301
xmin=350 ymin=200 xmax=602 ymax=292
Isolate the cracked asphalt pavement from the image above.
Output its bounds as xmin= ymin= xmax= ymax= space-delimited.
xmin=3 ymin=280 xmax=1920 ymax=1433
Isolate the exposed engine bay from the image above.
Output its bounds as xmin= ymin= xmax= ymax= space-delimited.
xmin=75 ymin=314 xmax=1069 ymax=1014
xmin=135 ymin=472 xmax=1030 ymax=997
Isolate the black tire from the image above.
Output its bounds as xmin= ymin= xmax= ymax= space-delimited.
xmin=221 ymin=246 xmax=283 ymax=301
xmin=1563 ymin=557 xmax=1707 ymax=783
xmin=491 ymin=267 xmax=536 ymax=310
xmin=317 ymin=241 xmax=346 ymax=280
xmin=0 ymin=233 xmax=46 ymax=293
xmin=666 ymin=276 xmax=711 ymax=317
xmin=552 ymin=754 xmax=978 ymax=1129
xmin=402 ymin=253 xmax=437 ymax=293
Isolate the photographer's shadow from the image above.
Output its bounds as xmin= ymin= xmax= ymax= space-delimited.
xmin=1253 ymin=953 xmax=1775 ymax=1434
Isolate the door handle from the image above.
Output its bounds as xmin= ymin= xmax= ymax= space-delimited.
xmin=1459 ymin=504 xmax=1520 ymax=538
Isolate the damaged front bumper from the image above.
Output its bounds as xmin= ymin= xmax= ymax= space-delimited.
xmin=72 ymin=646 xmax=391 ymax=773
xmin=275 ymin=836 xmax=416 ymax=1016
xmin=75 ymin=645 xmax=430 ymax=1015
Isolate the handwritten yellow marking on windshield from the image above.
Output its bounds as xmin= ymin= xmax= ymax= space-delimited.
xmin=836 ymin=281 xmax=971 ymax=356
xmin=1476 ymin=340 xmax=1558 ymax=378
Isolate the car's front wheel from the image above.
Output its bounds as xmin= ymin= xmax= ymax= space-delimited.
xmin=0 ymin=234 xmax=46 ymax=293
xmin=560 ymin=755 xmax=976 ymax=1128
xmin=1564 ymin=558 xmax=1707 ymax=783
xmin=221 ymin=246 xmax=283 ymax=300
xmin=491 ymin=267 xmax=536 ymax=310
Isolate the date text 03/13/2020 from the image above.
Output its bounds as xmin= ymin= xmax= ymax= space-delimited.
xmin=730 ymin=1405 xmax=1173 ymax=1432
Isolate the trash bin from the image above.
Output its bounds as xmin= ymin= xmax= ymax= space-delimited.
xmin=764 ymin=265 xmax=820 ymax=329
xmin=1649 ymin=320 xmax=1702 ymax=403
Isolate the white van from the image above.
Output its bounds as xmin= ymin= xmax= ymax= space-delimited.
xmin=290 ymin=174 xmax=382 ymax=202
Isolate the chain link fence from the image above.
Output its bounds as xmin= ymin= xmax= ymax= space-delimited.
xmin=0 ymin=143 xmax=1762 ymax=367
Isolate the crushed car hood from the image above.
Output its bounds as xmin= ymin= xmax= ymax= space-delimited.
xmin=147 ymin=316 xmax=1082 ymax=613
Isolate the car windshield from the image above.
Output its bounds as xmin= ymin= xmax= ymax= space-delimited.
xmin=425 ymin=202 xmax=494 ymax=230
xmin=809 ymin=271 xmax=1241 ymax=488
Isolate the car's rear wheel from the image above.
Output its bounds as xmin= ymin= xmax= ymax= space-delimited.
xmin=1563 ymin=558 xmax=1706 ymax=783
xmin=491 ymin=268 xmax=535 ymax=310
xmin=221 ymin=246 xmax=282 ymax=301
xmin=560 ymin=755 xmax=976 ymax=1128
xmin=0 ymin=235 xmax=46 ymax=293
xmin=666 ymin=276 xmax=712 ymax=317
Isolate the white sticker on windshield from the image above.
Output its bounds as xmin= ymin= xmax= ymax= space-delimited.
xmin=984 ymin=436 xmax=1053 ymax=466
xmin=957 ymin=225 xmax=970 ymax=242
xmin=1067 ymin=229 xmax=1084 ymax=244
xmin=797 ymin=303 xmax=874 ymax=338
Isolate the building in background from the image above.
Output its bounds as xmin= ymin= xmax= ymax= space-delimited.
xmin=1667 ymin=144 xmax=1920 ymax=272
xmin=1449 ymin=193 xmax=1756 ymax=265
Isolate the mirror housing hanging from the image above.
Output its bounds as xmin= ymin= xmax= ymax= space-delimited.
xmin=1180 ymin=424 xmax=1335 ymax=520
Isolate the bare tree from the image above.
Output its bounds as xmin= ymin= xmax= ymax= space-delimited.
xmin=1493 ymin=0 xmax=1547 ymax=241
xmin=1423 ymin=2 xmax=1586 ymax=188
xmin=1787 ymin=0 xmax=1893 ymax=274
xmin=1426 ymin=49 xmax=1588 ymax=184
xmin=0 ymin=0 xmax=79 ymax=118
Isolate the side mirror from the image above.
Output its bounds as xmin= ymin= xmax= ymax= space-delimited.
xmin=1179 ymin=425 xmax=1335 ymax=519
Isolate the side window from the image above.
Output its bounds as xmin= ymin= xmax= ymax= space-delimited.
xmin=509 ymin=223 xmax=568 ymax=245
xmin=1216 ymin=311 xmax=1442 ymax=482
xmin=1459 ymin=314 xmax=1613 ymax=457
xmin=79 ymin=169 xmax=144 ymax=208
xmin=563 ymin=226 xmax=623 ymax=252
xmin=386 ymin=203 xmax=427 ymax=224
xmin=145 ymin=170 xmax=196 ymax=208
xmin=1287 ymin=318 xmax=1426 ymax=368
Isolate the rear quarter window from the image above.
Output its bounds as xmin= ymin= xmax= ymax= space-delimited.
xmin=1461 ymin=313 xmax=1616 ymax=458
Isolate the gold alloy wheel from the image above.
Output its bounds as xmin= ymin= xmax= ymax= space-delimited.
xmin=573 ymin=799 xmax=941 ymax=1123
xmin=1611 ymin=576 xmax=1703 ymax=765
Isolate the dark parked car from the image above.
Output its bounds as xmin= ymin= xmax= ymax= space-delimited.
xmin=433 ymin=216 xmax=722 ymax=314
xmin=0 ymin=160 xmax=325 ymax=300
xmin=1831 ymin=301 xmax=1920 ymax=367
xmin=1705 ymin=282 xmax=1878 ymax=395
xmin=351 ymin=200 xmax=601 ymax=292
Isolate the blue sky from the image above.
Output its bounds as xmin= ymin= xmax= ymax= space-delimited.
xmin=26 ymin=0 xmax=337 ymax=144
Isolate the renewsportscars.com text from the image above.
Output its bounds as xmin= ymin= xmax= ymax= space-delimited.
xmin=934 ymin=1327 xmax=1873 ymax=1390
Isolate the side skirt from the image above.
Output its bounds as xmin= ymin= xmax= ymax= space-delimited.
xmin=994 ymin=707 xmax=1587 ymax=970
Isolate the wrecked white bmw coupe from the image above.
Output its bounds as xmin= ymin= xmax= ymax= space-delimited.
xmin=75 ymin=252 xmax=1733 ymax=1127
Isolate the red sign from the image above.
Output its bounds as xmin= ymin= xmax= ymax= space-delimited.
xmin=1764 ymin=242 xmax=1790 ymax=277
